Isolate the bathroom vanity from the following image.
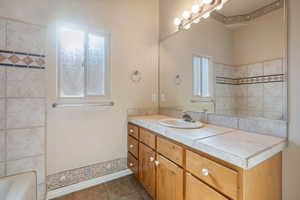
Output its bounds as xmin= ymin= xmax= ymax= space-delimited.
xmin=127 ymin=115 xmax=286 ymax=200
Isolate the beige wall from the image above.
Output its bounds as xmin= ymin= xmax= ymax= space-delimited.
xmin=0 ymin=0 xmax=159 ymax=175
xmin=160 ymin=18 xmax=233 ymax=110
xmin=233 ymin=9 xmax=285 ymax=65
xmin=283 ymin=0 xmax=300 ymax=199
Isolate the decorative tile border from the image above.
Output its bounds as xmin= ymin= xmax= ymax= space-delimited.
xmin=0 ymin=50 xmax=46 ymax=69
xmin=47 ymin=158 xmax=127 ymax=191
xmin=216 ymin=74 xmax=286 ymax=85
xmin=212 ymin=0 xmax=283 ymax=25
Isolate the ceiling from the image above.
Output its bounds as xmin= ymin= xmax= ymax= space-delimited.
xmin=219 ymin=0 xmax=278 ymax=16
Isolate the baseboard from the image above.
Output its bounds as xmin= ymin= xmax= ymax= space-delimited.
xmin=46 ymin=169 xmax=133 ymax=199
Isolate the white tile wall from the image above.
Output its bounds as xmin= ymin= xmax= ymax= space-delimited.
xmin=0 ymin=19 xmax=6 ymax=49
xmin=0 ymin=99 xmax=5 ymax=130
xmin=0 ymin=131 xmax=5 ymax=162
xmin=6 ymin=128 xmax=45 ymax=161
xmin=264 ymin=82 xmax=283 ymax=97
xmin=264 ymin=59 xmax=283 ymax=75
xmin=6 ymin=21 xmax=45 ymax=54
xmin=0 ymin=68 xmax=5 ymax=98
xmin=236 ymin=65 xmax=248 ymax=78
xmin=6 ymin=68 xmax=45 ymax=97
xmin=6 ymin=98 xmax=45 ymax=129
xmin=0 ymin=162 xmax=5 ymax=177
xmin=248 ymin=63 xmax=263 ymax=77
xmin=6 ymin=155 xmax=45 ymax=184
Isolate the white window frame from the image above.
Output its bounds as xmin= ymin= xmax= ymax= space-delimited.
xmin=191 ymin=54 xmax=214 ymax=102
xmin=57 ymin=25 xmax=111 ymax=101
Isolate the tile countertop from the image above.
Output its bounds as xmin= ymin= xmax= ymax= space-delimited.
xmin=128 ymin=115 xmax=287 ymax=169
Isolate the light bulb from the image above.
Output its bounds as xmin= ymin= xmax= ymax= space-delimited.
xmin=203 ymin=0 xmax=213 ymax=4
xmin=193 ymin=18 xmax=201 ymax=24
xmin=191 ymin=4 xmax=200 ymax=14
xmin=203 ymin=12 xmax=210 ymax=19
xmin=174 ymin=18 xmax=182 ymax=26
xmin=183 ymin=24 xmax=191 ymax=30
xmin=182 ymin=11 xmax=191 ymax=20
xmin=215 ymin=3 xmax=223 ymax=10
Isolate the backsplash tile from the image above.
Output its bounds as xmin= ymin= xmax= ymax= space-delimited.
xmin=47 ymin=158 xmax=127 ymax=191
xmin=207 ymin=114 xmax=239 ymax=129
xmin=6 ymin=127 xmax=45 ymax=161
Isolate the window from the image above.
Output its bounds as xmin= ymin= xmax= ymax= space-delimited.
xmin=192 ymin=56 xmax=211 ymax=97
xmin=58 ymin=27 xmax=110 ymax=98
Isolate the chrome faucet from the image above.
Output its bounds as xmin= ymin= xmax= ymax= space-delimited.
xmin=182 ymin=112 xmax=193 ymax=122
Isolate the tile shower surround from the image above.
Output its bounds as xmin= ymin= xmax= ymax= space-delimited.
xmin=0 ymin=18 xmax=46 ymax=200
xmin=215 ymin=59 xmax=287 ymax=120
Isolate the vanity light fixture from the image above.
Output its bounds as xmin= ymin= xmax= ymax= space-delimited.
xmin=192 ymin=4 xmax=201 ymax=14
xmin=203 ymin=0 xmax=214 ymax=4
xmin=174 ymin=18 xmax=182 ymax=26
xmin=182 ymin=11 xmax=191 ymax=20
xmin=174 ymin=0 xmax=227 ymax=30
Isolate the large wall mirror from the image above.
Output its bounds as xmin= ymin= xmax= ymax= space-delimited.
xmin=159 ymin=0 xmax=287 ymax=121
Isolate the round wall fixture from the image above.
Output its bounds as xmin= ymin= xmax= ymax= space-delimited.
xmin=131 ymin=70 xmax=142 ymax=83
xmin=175 ymin=74 xmax=182 ymax=85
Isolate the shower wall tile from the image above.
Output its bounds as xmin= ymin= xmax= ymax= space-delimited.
xmin=248 ymin=84 xmax=263 ymax=97
xmin=6 ymin=98 xmax=45 ymax=129
xmin=0 ymin=68 xmax=5 ymax=98
xmin=236 ymin=65 xmax=248 ymax=78
xmin=248 ymin=63 xmax=263 ymax=77
xmin=6 ymin=21 xmax=45 ymax=54
xmin=0 ymin=131 xmax=5 ymax=162
xmin=248 ymin=96 xmax=263 ymax=111
xmin=235 ymin=85 xmax=248 ymax=97
xmin=37 ymin=183 xmax=46 ymax=200
xmin=264 ymin=82 xmax=283 ymax=97
xmin=0 ymin=19 xmax=6 ymax=49
xmin=0 ymin=99 xmax=5 ymax=130
xmin=263 ymin=111 xmax=283 ymax=120
xmin=264 ymin=59 xmax=283 ymax=75
xmin=6 ymin=127 xmax=45 ymax=161
xmin=6 ymin=68 xmax=45 ymax=97
xmin=0 ymin=162 xmax=4 ymax=177
xmin=6 ymin=155 xmax=45 ymax=184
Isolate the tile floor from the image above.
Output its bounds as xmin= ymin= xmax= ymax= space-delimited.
xmin=53 ymin=175 xmax=152 ymax=200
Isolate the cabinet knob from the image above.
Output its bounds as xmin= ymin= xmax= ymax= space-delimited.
xmin=154 ymin=161 xmax=160 ymax=166
xmin=129 ymin=163 xmax=134 ymax=167
xmin=202 ymin=168 xmax=209 ymax=176
xmin=129 ymin=144 xmax=134 ymax=148
xmin=130 ymin=129 xmax=134 ymax=133
xmin=149 ymin=157 xmax=155 ymax=162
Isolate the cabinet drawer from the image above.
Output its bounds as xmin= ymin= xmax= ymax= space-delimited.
xmin=128 ymin=123 xmax=139 ymax=139
xmin=128 ymin=136 xmax=139 ymax=158
xmin=186 ymin=150 xmax=238 ymax=200
xmin=186 ymin=173 xmax=229 ymax=200
xmin=157 ymin=137 xmax=183 ymax=166
xmin=128 ymin=153 xmax=138 ymax=178
xmin=140 ymin=128 xmax=156 ymax=149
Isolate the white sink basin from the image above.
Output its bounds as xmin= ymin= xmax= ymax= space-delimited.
xmin=159 ymin=119 xmax=204 ymax=129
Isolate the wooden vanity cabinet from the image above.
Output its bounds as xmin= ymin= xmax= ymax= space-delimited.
xmin=127 ymin=123 xmax=282 ymax=200
xmin=156 ymin=154 xmax=183 ymax=200
xmin=139 ymin=143 xmax=156 ymax=198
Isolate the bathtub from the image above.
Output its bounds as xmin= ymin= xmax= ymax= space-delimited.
xmin=0 ymin=172 xmax=36 ymax=200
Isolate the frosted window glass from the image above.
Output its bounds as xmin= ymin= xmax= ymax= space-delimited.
xmin=59 ymin=28 xmax=85 ymax=98
xmin=86 ymin=34 xmax=106 ymax=96
xmin=192 ymin=56 xmax=210 ymax=97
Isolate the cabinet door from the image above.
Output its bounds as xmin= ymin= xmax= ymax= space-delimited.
xmin=156 ymin=154 xmax=183 ymax=200
xmin=139 ymin=143 xmax=156 ymax=198
xmin=186 ymin=173 xmax=229 ymax=200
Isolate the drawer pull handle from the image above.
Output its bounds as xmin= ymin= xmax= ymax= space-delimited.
xmin=202 ymin=168 xmax=209 ymax=176
xmin=129 ymin=144 xmax=134 ymax=148
xmin=130 ymin=129 xmax=134 ymax=133
xmin=129 ymin=163 xmax=134 ymax=167
xmin=149 ymin=157 xmax=155 ymax=162
xmin=154 ymin=161 xmax=160 ymax=166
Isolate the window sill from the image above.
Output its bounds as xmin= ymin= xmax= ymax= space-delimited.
xmin=52 ymin=101 xmax=114 ymax=108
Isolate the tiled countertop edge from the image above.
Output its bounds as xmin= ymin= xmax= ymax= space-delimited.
xmin=128 ymin=117 xmax=287 ymax=169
